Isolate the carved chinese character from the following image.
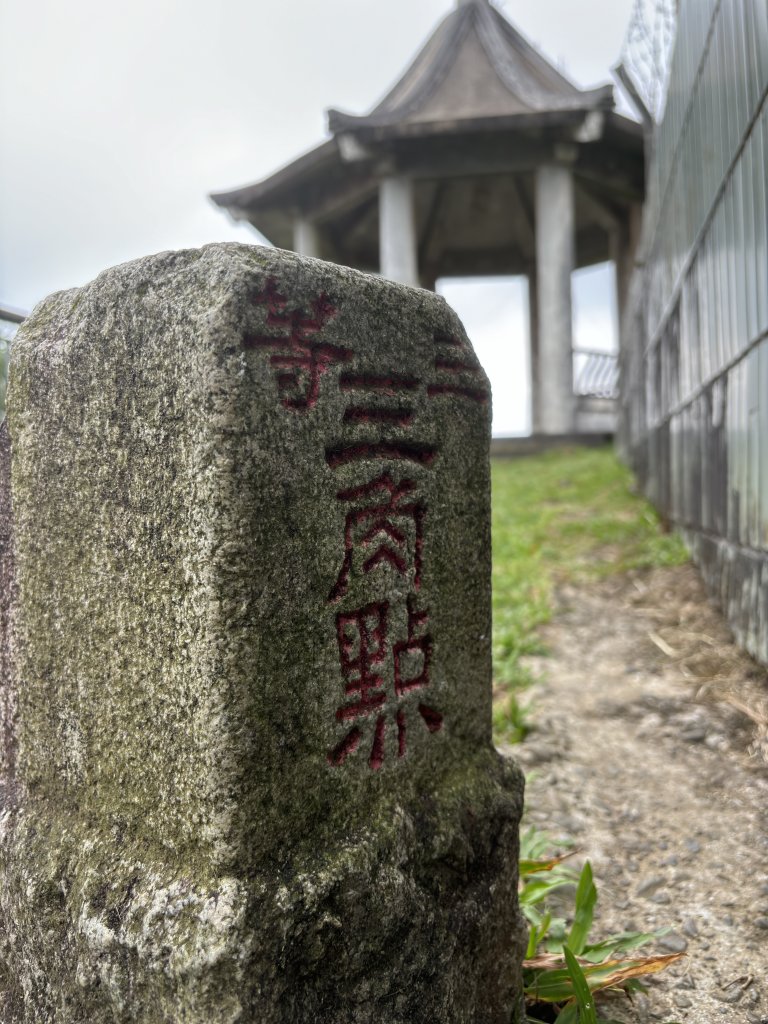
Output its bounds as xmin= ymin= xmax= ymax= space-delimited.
xmin=427 ymin=330 xmax=489 ymax=404
xmin=394 ymin=596 xmax=432 ymax=695
xmin=329 ymin=473 xmax=425 ymax=602
xmin=243 ymin=276 xmax=352 ymax=410
xmin=329 ymin=597 xmax=443 ymax=771
xmin=330 ymin=601 xmax=389 ymax=770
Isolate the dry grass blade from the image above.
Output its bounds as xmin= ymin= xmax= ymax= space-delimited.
xmin=723 ymin=696 xmax=768 ymax=728
xmin=589 ymin=952 xmax=686 ymax=993
xmin=519 ymin=849 xmax=578 ymax=876
xmin=648 ymin=631 xmax=678 ymax=657
xmin=523 ymin=951 xmax=685 ymax=983
xmin=524 ymin=952 xmax=592 ymax=970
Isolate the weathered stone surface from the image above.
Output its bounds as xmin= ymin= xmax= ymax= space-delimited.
xmin=0 ymin=244 xmax=525 ymax=1023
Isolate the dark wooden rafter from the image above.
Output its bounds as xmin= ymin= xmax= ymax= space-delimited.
xmin=575 ymin=179 xmax=624 ymax=232
xmin=418 ymin=181 xmax=448 ymax=270
xmin=510 ymin=176 xmax=535 ymax=261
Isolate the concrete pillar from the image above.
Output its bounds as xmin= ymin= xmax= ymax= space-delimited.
xmin=527 ymin=270 xmax=541 ymax=435
xmin=535 ymin=164 xmax=576 ymax=434
xmin=379 ymin=177 xmax=419 ymax=287
xmin=293 ymin=216 xmax=320 ymax=259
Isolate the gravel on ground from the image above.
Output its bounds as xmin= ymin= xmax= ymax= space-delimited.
xmin=502 ymin=563 xmax=768 ymax=1024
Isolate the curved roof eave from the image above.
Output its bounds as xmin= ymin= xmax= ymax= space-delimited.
xmin=210 ymin=139 xmax=340 ymax=212
xmin=328 ymin=90 xmax=615 ymax=135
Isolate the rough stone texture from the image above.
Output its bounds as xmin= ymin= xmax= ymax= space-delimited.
xmin=0 ymin=423 xmax=16 ymax=805
xmin=0 ymin=244 xmax=525 ymax=1023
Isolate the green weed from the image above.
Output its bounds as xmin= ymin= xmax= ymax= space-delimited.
xmin=491 ymin=446 xmax=688 ymax=743
xmin=520 ymin=827 xmax=683 ymax=1024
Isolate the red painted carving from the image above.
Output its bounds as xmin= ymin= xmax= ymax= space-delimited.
xmin=244 ymin=277 xmax=352 ymax=410
xmin=329 ymin=597 xmax=442 ymax=770
xmin=325 ymin=442 xmax=438 ymax=469
xmin=426 ymin=383 xmax=489 ymax=403
xmin=433 ymin=357 xmax=477 ymax=373
xmin=428 ymin=330 xmax=489 ymax=404
xmin=322 ymin=331 xmax=456 ymax=771
xmin=343 ymin=406 xmax=415 ymax=427
xmin=328 ymin=727 xmax=361 ymax=767
xmin=394 ymin=596 xmax=432 ymax=695
xmin=334 ymin=601 xmax=389 ymax=723
xmin=396 ymin=709 xmax=407 ymax=758
xmin=340 ymin=372 xmax=421 ymax=394
xmin=418 ymin=704 xmax=444 ymax=732
xmin=433 ymin=331 xmax=463 ymax=349
xmin=369 ymin=715 xmax=386 ymax=772
xmin=329 ymin=473 xmax=425 ymax=602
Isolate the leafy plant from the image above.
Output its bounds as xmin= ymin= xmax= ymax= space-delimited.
xmin=520 ymin=828 xmax=684 ymax=1023
xmin=493 ymin=693 xmax=532 ymax=744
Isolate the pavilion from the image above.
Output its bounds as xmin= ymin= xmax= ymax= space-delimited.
xmin=211 ymin=0 xmax=644 ymax=435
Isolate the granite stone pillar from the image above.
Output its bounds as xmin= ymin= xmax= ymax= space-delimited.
xmin=0 ymin=244 xmax=525 ymax=1024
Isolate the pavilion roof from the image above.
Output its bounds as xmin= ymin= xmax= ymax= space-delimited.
xmin=210 ymin=0 xmax=642 ymax=271
xmin=328 ymin=0 xmax=614 ymax=135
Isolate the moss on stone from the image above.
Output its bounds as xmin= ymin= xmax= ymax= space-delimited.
xmin=1 ymin=244 xmax=525 ymax=1022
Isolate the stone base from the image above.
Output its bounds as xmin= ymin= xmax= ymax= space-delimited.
xmin=1 ymin=754 xmax=525 ymax=1024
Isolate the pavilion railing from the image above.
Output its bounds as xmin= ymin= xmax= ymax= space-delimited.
xmin=572 ymin=349 xmax=619 ymax=400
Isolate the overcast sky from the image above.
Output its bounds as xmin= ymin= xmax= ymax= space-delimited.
xmin=0 ymin=0 xmax=636 ymax=435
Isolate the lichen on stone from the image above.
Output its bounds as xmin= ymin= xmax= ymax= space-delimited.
xmin=0 ymin=244 xmax=525 ymax=1023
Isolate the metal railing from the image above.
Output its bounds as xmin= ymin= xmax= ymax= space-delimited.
xmin=573 ymin=349 xmax=619 ymax=400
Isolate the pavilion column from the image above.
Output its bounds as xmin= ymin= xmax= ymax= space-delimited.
xmin=293 ymin=216 xmax=321 ymax=259
xmin=379 ymin=176 xmax=419 ymax=286
xmin=534 ymin=164 xmax=576 ymax=435
xmin=527 ymin=269 xmax=541 ymax=435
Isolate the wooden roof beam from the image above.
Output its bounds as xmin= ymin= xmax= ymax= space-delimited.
xmin=575 ymin=180 xmax=622 ymax=233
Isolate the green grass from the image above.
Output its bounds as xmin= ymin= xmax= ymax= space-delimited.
xmin=491 ymin=446 xmax=688 ymax=734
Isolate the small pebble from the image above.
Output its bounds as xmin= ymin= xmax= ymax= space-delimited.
xmin=755 ymin=917 xmax=768 ymax=930
xmin=637 ymin=876 xmax=666 ymax=898
xmin=652 ymin=892 xmax=672 ymax=905
xmin=676 ymin=976 xmax=696 ymax=990
xmin=685 ymin=839 xmax=702 ymax=854
xmin=659 ymin=932 xmax=688 ymax=953
xmin=715 ymin=988 xmax=743 ymax=1004
xmin=682 ymin=727 xmax=707 ymax=742
xmin=722 ymin=914 xmax=735 ymax=926
xmin=673 ymin=993 xmax=692 ymax=1008
xmin=682 ymin=918 xmax=699 ymax=938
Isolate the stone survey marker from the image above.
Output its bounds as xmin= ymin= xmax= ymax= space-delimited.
xmin=1 ymin=245 xmax=525 ymax=1023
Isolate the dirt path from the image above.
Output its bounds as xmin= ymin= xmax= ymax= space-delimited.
xmin=503 ymin=564 xmax=768 ymax=1024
